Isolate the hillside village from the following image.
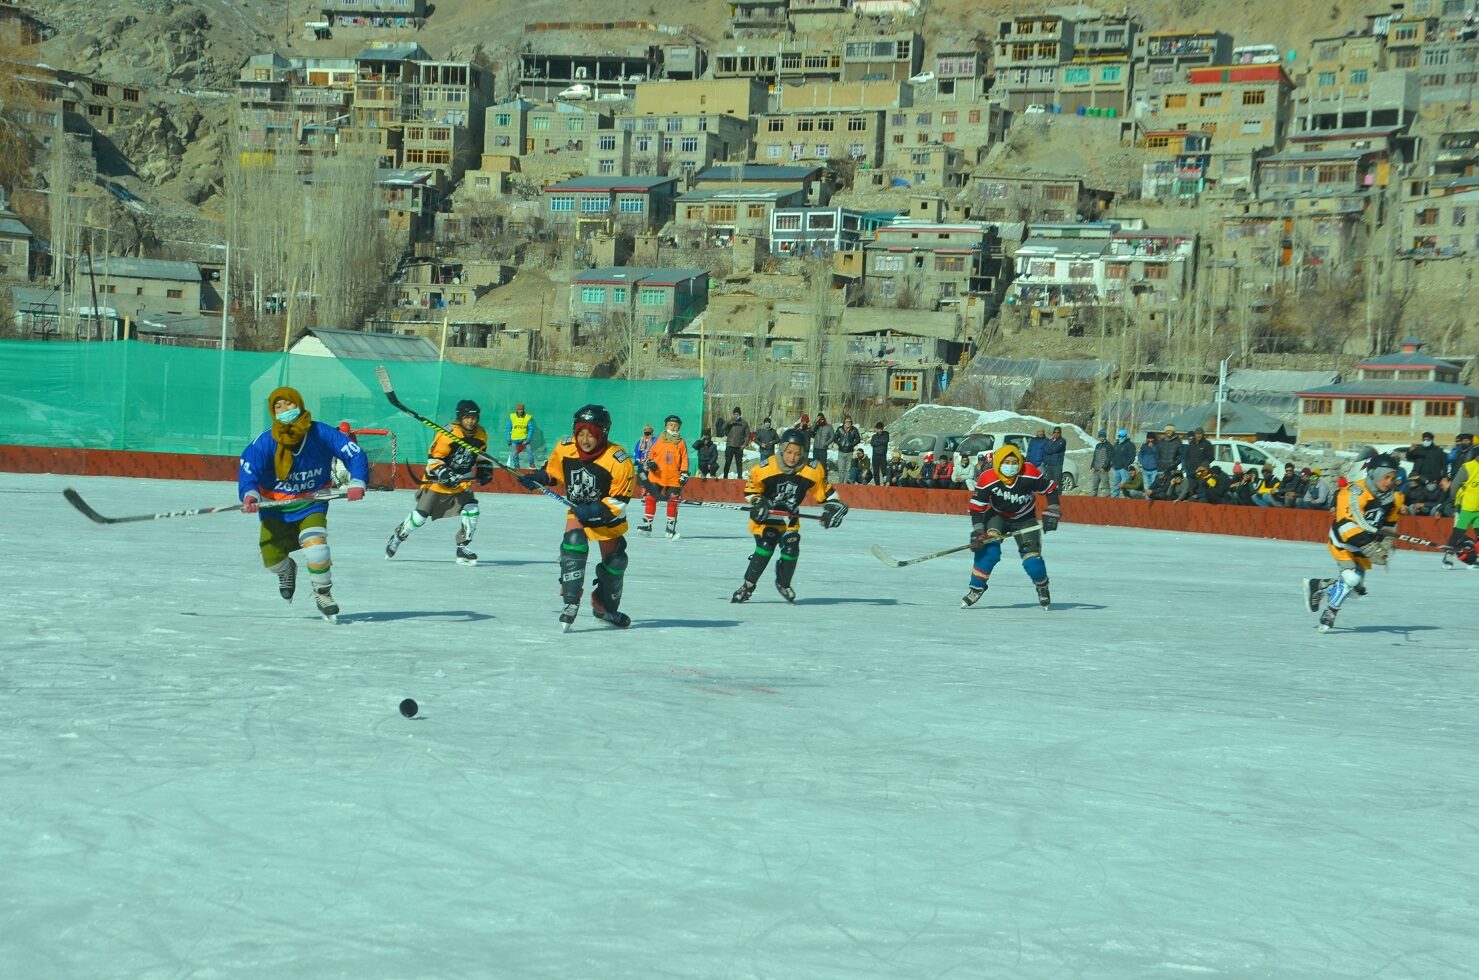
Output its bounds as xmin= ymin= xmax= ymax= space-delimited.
xmin=2 ymin=0 xmax=1478 ymax=448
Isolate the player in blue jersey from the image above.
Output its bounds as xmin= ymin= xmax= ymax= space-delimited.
xmin=239 ymin=386 xmax=368 ymax=621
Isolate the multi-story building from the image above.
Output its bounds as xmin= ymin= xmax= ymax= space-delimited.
xmin=320 ymin=0 xmax=427 ymax=29
xmin=730 ymin=0 xmax=788 ymax=35
xmin=993 ymin=14 xmax=1076 ymax=110
xmin=1146 ymin=63 xmax=1296 ymax=190
xmin=599 ymin=113 xmax=751 ymax=181
xmin=712 ymin=38 xmax=843 ymax=86
xmin=753 ymin=108 xmax=886 ymax=167
xmin=1384 ymin=14 xmax=1434 ymax=71
xmin=882 ymin=103 xmax=1003 ymax=171
xmin=769 ymin=206 xmax=897 ymax=256
xmin=1139 ymin=130 xmax=1213 ymax=200
xmin=74 ymin=257 xmax=206 ymax=322
xmin=673 ymin=187 xmax=810 ymax=239
xmin=1295 ymin=32 xmax=1418 ymax=132
xmin=788 ymin=0 xmax=853 ymax=34
xmin=967 ymin=172 xmax=1113 ymax=223
xmin=841 ymin=31 xmax=923 ymax=82
xmin=1431 ymin=128 xmax=1479 ymax=179
xmin=632 ymin=79 xmax=767 ymax=120
xmin=0 ymin=201 xmax=33 ymax=281
xmin=694 ymin=164 xmax=827 ymax=203
xmin=484 ymin=100 xmax=612 ymax=158
xmin=1255 ymin=146 xmax=1390 ymax=201
xmin=1057 ymin=58 xmax=1132 ymax=116
xmin=1399 ymin=187 xmax=1479 ymax=255
xmin=568 ymin=267 xmax=710 ymax=336
xmin=542 ymin=175 xmax=680 ymax=235
xmin=1072 ymin=15 xmax=1139 ymax=60
xmin=925 ymin=47 xmax=988 ymax=102
xmin=517 ymin=26 xmax=668 ymax=101
xmin=1007 ymin=222 xmax=1198 ymax=313
xmin=1218 ymin=199 xmax=1369 ymax=291
xmin=237 ymin=54 xmax=357 ymax=154
xmin=1295 ymin=339 xmax=1479 ymax=449
xmin=13 ymin=61 xmax=143 ymax=144
xmin=861 ymin=219 xmax=1004 ymax=310
xmin=1133 ymin=29 xmax=1232 ymax=108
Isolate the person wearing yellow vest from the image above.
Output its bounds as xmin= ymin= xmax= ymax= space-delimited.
xmin=1443 ymin=442 xmax=1479 ymax=568
xmin=507 ymin=402 xmax=535 ymax=468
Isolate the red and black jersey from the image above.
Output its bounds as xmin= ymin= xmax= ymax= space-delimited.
xmin=968 ymin=463 xmax=1059 ymax=521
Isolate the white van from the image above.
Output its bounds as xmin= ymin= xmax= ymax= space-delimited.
xmin=1207 ymin=439 xmax=1290 ymax=472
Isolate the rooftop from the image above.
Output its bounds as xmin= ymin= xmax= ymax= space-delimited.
xmin=544 ymin=175 xmax=679 ymax=192
xmin=77 ymin=257 xmax=201 ymax=282
xmin=570 ymin=267 xmax=708 ymax=286
xmin=300 ymin=327 xmax=439 ymax=362
xmin=696 ymin=165 xmax=821 ymax=182
xmin=1296 ymin=380 xmax=1479 ymax=398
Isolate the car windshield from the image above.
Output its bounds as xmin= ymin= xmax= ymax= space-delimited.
xmin=1242 ymin=446 xmax=1268 ymax=464
xmin=897 ymin=435 xmax=936 ymax=455
xmin=956 ymin=435 xmax=994 ymax=456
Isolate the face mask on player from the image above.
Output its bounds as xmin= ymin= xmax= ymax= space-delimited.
xmin=275 ymin=407 xmax=302 ymax=424
xmin=999 ymin=461 xmax=1021 ymax=478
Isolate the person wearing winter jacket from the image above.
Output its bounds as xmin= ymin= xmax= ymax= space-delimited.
xmin=1041 ymin=426 xmax=1067 ymax=486
xmin=1089 ymin=430 xmax=1113 ymax=497
xmin=929 ymin=454 xmax=955 ymax=489
xmin=1405 ymin=432 xmax=1448 ymax=485
xmin=1297 ymin=470 xmax=1331 ymax=510
xmin=1137 ymin=432 xmax=1159 ymax=490
xmin=1154 ymin=425 xmax=1183 ymax=480
xmin=721 ymin=407 xmax=752 ymax=479
xmin=1118 ymin=465 xmax=1147 ymax=499
xmin=1026 ymin=429 xmax=1049 ymax=468
xmin=692 ymin=434 xmax=719 ymax=478
xmin=1109 ymin=429 xmax=1135 ymax=498
xmin=753 ymin=417 xmax=779 ymax=459
xmin=833 ymin=415 xmax=863 ymax=483
xmin=869 ymin=422 xmax=890 ymax=485
xmin=1179 ymin=428 xmax=1214 ymax=500
xmin=811 ymin=413 xmax=836 ymax=474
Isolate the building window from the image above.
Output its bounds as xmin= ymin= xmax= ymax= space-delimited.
xmin=91 ymin=82 xmax=109 ymax=97
xmin=598 ymin=160 xmax=615 ymax=174
xmin=1064 ymin=67 xmax=1090 ymax=84
xmin=775 ymin=213 xmax=802 ymax=230
xmin=847 ymin=116 xmax=868 ymax=131
xmin=1303 ymin=398 xmax=1333 ymax=415
xmin=680 ymin=136 xmax=699 ymax=152
xmin=166 ymin=288 xmax=184 ymax=299
xmin=580 ymin=286 xmax=606 ymax=304
xmin=598 ymin=135 xmax=616 ymax=150
xmin=1455 ymin=207 xmax=1468 ymax=226
xmin=1317 ymin=72 xmax=1336 ymax=87
xmin=711 ymin=204 xmax=736 ymax=222
xmin=1426 ymin=400 xmax=1458 ymax=417
xmin=942 ymin=112 xmax=957 ymax=124
xmin=611 ymin=287 xmax=627 ymax=304
xmin=639 ymin=288 xmax=666 ymax=306
xmin=1105 ymin=262 xmax=1129 ymax=279
xmin=531 ymin=116 xmax=551 ymax=132
xmin=123 ymin=88 xmax=140 ymax=103
xmin=968 ymin=109 xmax=981 ymax=123
xmin=550 ymin=197 xmax=574 ymax=212
xmin=872 ymin=254 xmax=904 ymax=271
xmin=766 ymin=145 xmax=782 ymax=158
xmin=685 ymin=205 xmax=704 ymax=220
xmin=1380 ymin=400 xmax=1412 ymax=416
xmin=796 ymin=117 xmax=814 ymax=132
xmin=891 ymin=373 xmax=919 ymax=395
xmin=816 ymin=117 xmax=835 ymax=132
xmin=1144 ymin=263 xmax=1169 ymax=280
xmin=1199 ymin=92 xmax=1223 ymax=107
xmin=636 ymin=137 xmax=652 ymax=152
xmin=1242 ymin=89 xmax=1266 ymax=105
xmin=1349 ymin=69 xmax=1368 ymax=84
xmin=1164 ymin=94 xmax=1187 ymax=109
xmin=618 ymin=199 xmax=644 ymax=213
xmin=1346 ymin=398 xmax=1375 ymax=415
xmin=580 ymin=197 xmax=608 ymax=213
xmin=1241 ymin=120 xmax=1264 ymax=134
xmin=934 ymin=255 xmax=967 ymax=272
xmin=1101 ymin=65 xmax=1121 ymax=82
xmin=815 ymin=143 xmax=830 ymax=158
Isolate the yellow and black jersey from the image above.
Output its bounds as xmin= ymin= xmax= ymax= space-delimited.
xmin=420 ymin=423 xmax=489 ymax=495
xmin=1328 ymin=477 xmax=1402 ymax=560
xmin=744 ymin=455 xmax=835 ymax=533
xmin=544 ymin=438 xmax=636 ymax=539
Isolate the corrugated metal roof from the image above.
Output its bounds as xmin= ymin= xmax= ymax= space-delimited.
xmin=78 ymin=257 xmax=200 ymax=281
xmin=1355 ymin=351 xmax=1462 ymax=370
xmin=306 ymin=327 xmax=439 ymax=362
xmin=0 ymin=215 xmax=31 ymax=238
xmin=570 ymin=267 xmax=708 ymax=286
xmin=1016 ymin=237 xmax=1108 ymax=256
xmin=697 ymin=164 xmax=819 ymax=182
xmin=1226 ymin=368 xmax=1340 ymax=392
xmin=1155 ymin=400 xmax=1293 ymax=435
xmin=963 ymin=355 xmax=1111 ymax=381
xmin=355 ymin=44 xmax=426 ymax=62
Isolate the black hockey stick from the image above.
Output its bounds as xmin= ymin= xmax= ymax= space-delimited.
xmin=679 ymin=499 xmax=825 ymax=522
xmin=872 ymin=523 xmax=1043 ymax=568
xmin=374 ymin=365 xmax=574 ymax=508
xmin=63 ymin=488 xmax=348 ymax=525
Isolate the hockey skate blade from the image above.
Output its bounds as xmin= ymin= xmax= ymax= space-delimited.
xmin=455 ymin=557 xmax=478 ymax=567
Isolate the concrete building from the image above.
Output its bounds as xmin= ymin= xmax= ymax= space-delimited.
xmin=925 ymin=47 xmax=989 ymax=102
xmin=967 ymin=172 xmax=1113 ymax=223
xmin=542 ymin=175 xmax=680 ymax=235
xmin=1296 ymin=339 xmax=1479 ymax=449
xmin=1399 ymin=187 xmax=1479 ymax=256
xmin=568 ymin=267 xmax=709 ymax=336
xmin=729 ymin=0 xmax=788 ymax=35
xmin=1007 ymin=223 xmax=1198 ymax=314
xmin=320 ymin=0 xmax=427 ymax=29
xmin=1139 ymin=130 xmax=1213 ymax=200
xmin=632 ymin=79 xmax=768 ymax=120
xmin=841 ymin=31 xmax=923 ymax=83
xmin=236 ymin=54 xmax=357 ymax=154
xmin=1057 ymin=57 xmax=1132 ymax=116
xmin=517 ymin=26 xmax=668 ymax=101
xmin=75 ymin=257 xmax=206 ymax=321
xmin=484 ymin=100 xmax=612 ymax=159
xmin=0 ymin=203 xmax=32 ymax=281
xmin=1133 ymin=29 xmax=1232 ymax=107
xmin=1143 ymin=63 xmax=1296 ymax=191
xmin=694 ymin=164 xmax=826 ymax=203
xmin=673 ymin=187 xmax=810 ymax=240
xmin=753 ymin=108 xmax=886 ymax=167
xmin=769 ymin=206 xmax=896 ymax=256
xmin=1218 ymin=200 xmax=1369 ymax=292
xmin=1255 ymin=146 xmax=1389 ymax=201
xmin=1295 ymin=31 xmax=1419 ymax=132
xmin=993 ymin=14 xmax=1076 ymax=110
xmin=712 ymin=38 xmax=843 ymax=86
xmin=882 ymin=103 xmax=1003 ymax=170
xmin=862 ymin=219 xmax=1004 ymax=310
xmin=601 ymin=113 xmax=751 ymax=181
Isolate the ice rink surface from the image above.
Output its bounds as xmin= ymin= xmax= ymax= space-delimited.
xmin=3 ymin=473 xmax=1477 ymax=978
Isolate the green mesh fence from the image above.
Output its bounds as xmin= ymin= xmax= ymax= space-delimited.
xmin=0 ymin=341 xmax=705 ymax=459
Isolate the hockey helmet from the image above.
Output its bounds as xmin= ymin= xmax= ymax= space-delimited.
xmin=1364 ymin=452 xmax=1401 ymax=503
xmin=573 ymin=404 xmax=612 ymax=437
xmin=455 ymin=399 xmax=481 ymax=418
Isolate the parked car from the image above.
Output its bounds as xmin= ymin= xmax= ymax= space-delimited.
xmin=1024 ymin=104 xmax=1049 ymax=115
xmin=557 ymin=84 xmax=592 ymax=100
xmin=895 ymin=433 xmax=966 ymax=468
xmin=1206 ymin=439 xmax=1290 ymax=473
xmin=957 ymin=432 xmax=1080 ymax=492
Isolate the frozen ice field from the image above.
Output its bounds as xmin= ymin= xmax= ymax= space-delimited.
xmin=2 ymin=472 xmax=1476 ymax=979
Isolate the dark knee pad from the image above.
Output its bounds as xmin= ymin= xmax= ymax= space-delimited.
xmin=559 ymin=528 xmax=589 ymax=600
xmin=775 ymin=530 xmax=801 ymax=587
xmin=745 ymin=527 xmax=781 ymax=582
xmin=594 ymin=538 xmax=628 ymax=610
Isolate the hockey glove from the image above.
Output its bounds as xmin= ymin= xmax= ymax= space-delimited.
xmin=430 ymin=466 xmax=467 ymax=488
xmin=572 ymin=500 xmax=608 ymax=526
xmin=821 ymin=499 xmax=848 ymax=529
xmin=646 ymin=459 xmax=660 ymax=474
xmin=1359 ymin=539 xmax=1390 ymax=565
xmin=346 ymin=486 xmax=365 ymax=502
xmin=518 ymin=470 xmax=552 ymax=491
xmin=1041 ymin=504 xmax=1061 ymax=533
xmin=241 ymin=492 xmax=261 ymax=514
xmin=969 ymin=528 xmax=990 ymax=552
xmin=474 ymin=463 xmax=495 ymax=485
xmin=748 ymin=496 xmax=773 ymax=523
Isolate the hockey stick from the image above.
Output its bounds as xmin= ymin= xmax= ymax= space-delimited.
xmin=1396 ymin=532 xmax=1441 ymax=549
xmin=871 ymin=523 xmax=1043 ymax=568
xmin=679 ymin=499 xmax=826 ymax=522
xmin=63 ymin=488 xmax=348 ymax=525
xmin=374 ymin=365 xmax=573 ymax=508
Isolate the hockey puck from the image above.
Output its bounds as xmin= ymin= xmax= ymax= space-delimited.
xmin=399 ymin=698 xmax=419 ymax=718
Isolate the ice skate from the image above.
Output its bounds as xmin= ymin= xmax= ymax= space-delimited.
xmin=1302 ymin=578 xmax=1326 ymax=613
xmin=1317 ymin=606 xmax=1338 ymax=633
xmin=1442 ymin=550 xmax=1458 ymax=569
xmin=455 ymin=544 xmax=478 ymax=566
xmin=776 ymin=583 xmax=796 ymax=604
xmin=385 ymin=528 xmax=407 ymax=559
xmin=637 ymin=518 xmax=653 ymax=535
xmin=665 ymin=518 xmax=679 ymax=539
xmin=595 ymin=609 xmax=631 ymax=629
xmin=730 ymin=581 xmax=755 ymax=603
xmin=558 ymin=602 xmax=580 ymax=632
xmin=961 ymin=586 xmax=986 ymax=608
xmin=313 ymin=585 xmax=339 ymax=622
xmin=276 ymin=558 xmax=297 ymax=601
xmin=1035 ymin=582 xmax=1052 ymax=609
